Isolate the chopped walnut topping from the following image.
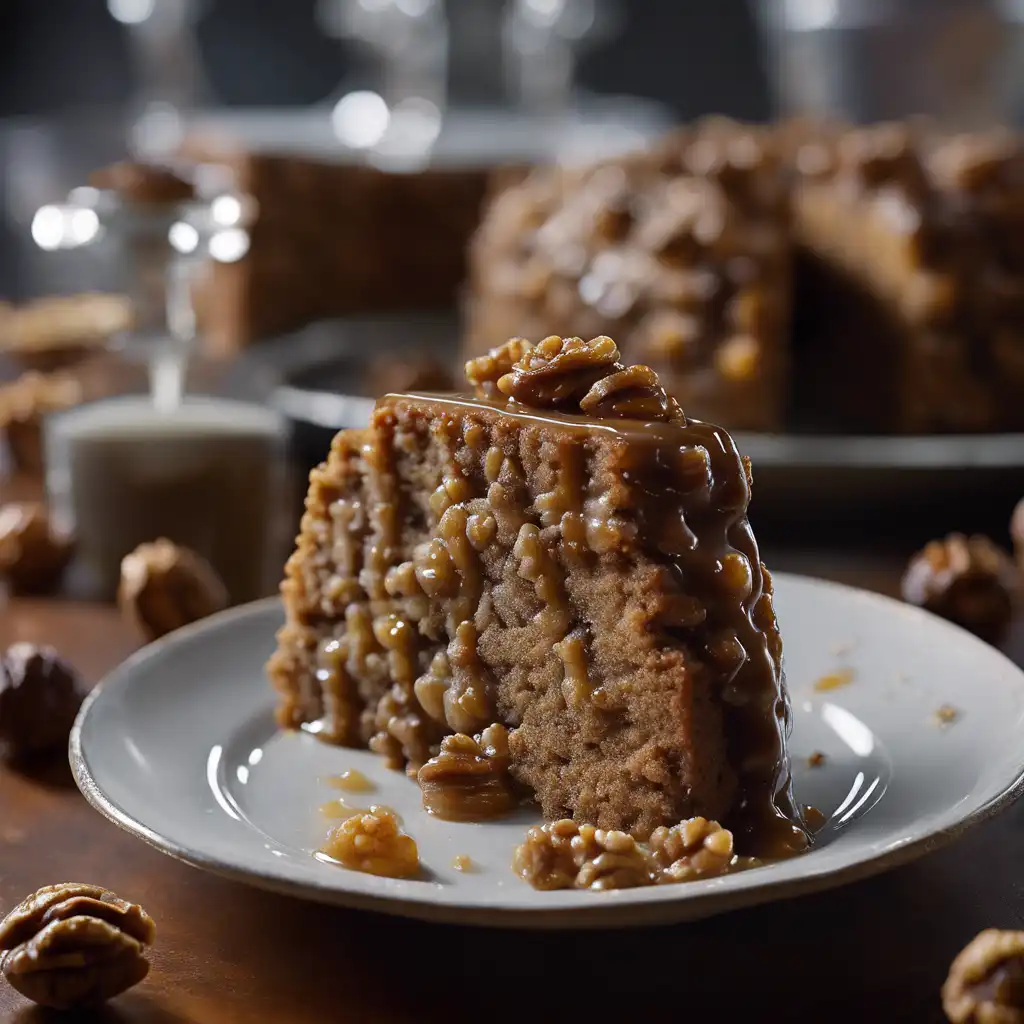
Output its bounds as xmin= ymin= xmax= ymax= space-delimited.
xmin=512 ymin=815 xmax=741 ymax=891
xmin=0 ymin=883 xmax=154 ymax=1010
xmin=648 ymin=816 xmax=737 ymax=882
xmin=417 ymin=722 xmax=517 ymax=821
xmin=943 ymin=929 xmax=1024 ymax=1024
xmin=470 ymin=335 xmax=686 ymax=424
xmin=464 ymin=338 xmax=535 ymax=398
xmin=902 ymin=533 xmax=1016 ymax=646
xmin=579 ymin=364 xmax=685 ymax=422
xmin=118 ymin=539 xmax=229 ymax=641
xmin=497 ymin=335 xmax=620 ymax=409
xmin=320 ymin=807 xmax=420 ymax=879
xmin=0 ymin=502 xmax=74 ymax=595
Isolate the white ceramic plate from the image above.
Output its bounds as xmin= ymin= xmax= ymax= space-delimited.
xmin=71 ymin=574 xmax=1024 ymax=929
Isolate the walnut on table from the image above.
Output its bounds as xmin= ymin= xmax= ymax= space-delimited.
xmin=0 ymin=372 xmax=82 ymax=473
xmin=0 ymin=643 xmax=84 ymax=763
xmin=0 ymin=883 xmax=155 ymax=1010
xmin=943 ymin=929 xmax=1024 ymax=1024
xmin=901 ymin=533 xmax=1017 ymax=646
xmin=118 ymin=539 xmax=229 ymax=642
xmin=0 ymin=502 xmax=74 ymax=595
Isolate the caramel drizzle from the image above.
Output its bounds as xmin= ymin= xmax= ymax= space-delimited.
xmin=396 ymin=392 xmax=806 ymax=857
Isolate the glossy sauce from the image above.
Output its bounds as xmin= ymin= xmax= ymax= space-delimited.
xmin=814 ymin=668 xmax=855 ymax=692
xmin=402 ymin=392 xmax=809 ymax=858
xmin=323 ymin=770 xmax=375 ymax=793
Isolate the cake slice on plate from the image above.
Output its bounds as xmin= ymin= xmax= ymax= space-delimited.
xmin=269 ymin=335 xmax=806 ymax=855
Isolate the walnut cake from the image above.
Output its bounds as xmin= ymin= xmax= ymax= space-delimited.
xmin=269 ymin=335 xmax=806 ymax=855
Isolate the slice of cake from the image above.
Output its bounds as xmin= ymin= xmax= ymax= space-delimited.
xmin=464 ymin=120 xmax=792 ymax=432
xmin=269 ymin=335 xmax=806 ymax=855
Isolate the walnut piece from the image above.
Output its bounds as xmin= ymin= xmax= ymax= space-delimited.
xmin=497 ymin=334 xmax=620 ymax=408
xmin=0 ymin=883 xmax=155 ymax=1010
xmin=0 ymin=503 xmax=74 ymax=595
xmin=465 ymin=335 xmax=688 ymax=424
xmin=417 ymin=723 xmax=517 ymax=821
xmin=320 ymin=807 xmax=420 ymax=878
xmin=0 ymin=643 xmax=85 ymax=762
xmin=511 ymin=815 xmax=740 ymax=891
xmin=0 ymin=372 xmax=82 ymax=473
xmin=901 ymin=534 xmax=1017 ymax=645
xmin=464 ymin=338 xmax=534 ymax=398
xmin=579 ymin=364 xmax=685 ymax=422
xmin=118 ymin=539 xmax=229 ymax=641
xmin=943 ymin=929 xmax=1024 ymax=1024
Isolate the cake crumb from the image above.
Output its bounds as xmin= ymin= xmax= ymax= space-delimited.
xmin=814 ymin=668 xmax=855 ymax=692
xmin=807 ymin=751 xmax=826 ymax=768
xmin=935 ymin=704 xmax=959 ymax=727
xmin=451 ymin=854 xmax=474 ymax=872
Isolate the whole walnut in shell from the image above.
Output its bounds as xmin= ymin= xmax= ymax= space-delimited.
xmin=0 ymin=643 xmax=84 ymax=763
xmin=902 ymin=533 xmax=1017 ymax=646
xmin=0 ymin=502 xmax=74 ymax=595
xmin=0 ymin=883 xmax=154 ymax=1010
xmin=943 ymin=929 xmax=1024 ymax=1023
xmin=119 ymin=539 xmax=228 ymax=642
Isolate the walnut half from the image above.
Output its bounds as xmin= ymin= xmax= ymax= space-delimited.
xmin=0 ymin=883 xmax=155 ymax=1010
xmin=465 ymin=335 xmax=686 ymax=423
xmin=119 ymin=539 xmax=229 ymax=641
xmin=943 ymin=929 xmax=1024 ymax=1024
xmin=417 ymin=723 xmax=517 ymax=821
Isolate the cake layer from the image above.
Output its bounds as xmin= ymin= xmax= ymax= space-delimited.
xmin=270 ymin=336 xmax=804 ymax=854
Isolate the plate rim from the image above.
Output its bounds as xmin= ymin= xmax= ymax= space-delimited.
xmin=70 ymin=576 xmax=1024 ymax=929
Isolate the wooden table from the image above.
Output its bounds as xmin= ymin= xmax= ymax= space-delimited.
xmin=1 ymin=496 xmax=1021 ymax=1024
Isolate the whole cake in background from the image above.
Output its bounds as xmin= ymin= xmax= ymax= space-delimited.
xmin=269 ymin=335 xmax=807 ymax=856
xmin=467 ymin=118 xmax=1024 ymax=436
xmin=789 ymin=120 xmax=1024 ymax=434
xmin=465 ymin=121 xmax=792 ymax=432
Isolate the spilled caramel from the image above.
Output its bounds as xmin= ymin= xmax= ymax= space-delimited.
xmin=451 ymin=854 xmax=474 ymax=872
xmin=323 ymin=769 xmax=375 ymax=793
xmin=814 ymin=668 xmax=855 ymax=692
xmin=319 ymin=797 xmax=366 ymax=819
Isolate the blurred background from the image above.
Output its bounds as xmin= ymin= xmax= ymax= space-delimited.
xmin=5 ymin=0 xmax=1024 ymax=603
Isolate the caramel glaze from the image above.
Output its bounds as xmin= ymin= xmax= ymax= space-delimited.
xmin=397 ymin=391 xmax=808 ymax=859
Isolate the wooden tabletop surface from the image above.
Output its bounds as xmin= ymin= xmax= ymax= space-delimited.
xmin=1 ymin=476 xmax=1022 ymax=1024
